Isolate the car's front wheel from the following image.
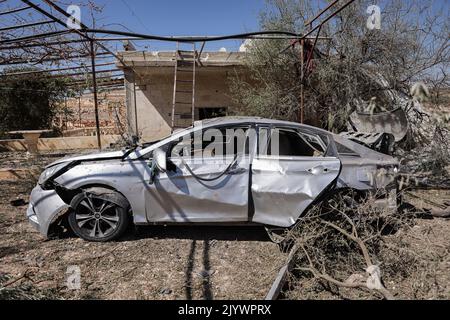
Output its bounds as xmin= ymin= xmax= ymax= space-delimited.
xmin=68 ymin=188 xmax=130 ymax=242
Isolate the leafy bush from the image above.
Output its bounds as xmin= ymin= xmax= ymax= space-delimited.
xmin=0 ymin=67 xmax=71 ymax=137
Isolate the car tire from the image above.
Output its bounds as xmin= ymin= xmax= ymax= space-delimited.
xmin=68 ymin=187 xmax=130 ymax=242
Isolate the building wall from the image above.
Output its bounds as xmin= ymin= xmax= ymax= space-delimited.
xmin=125 ymin=66 xmax=241 ymax=142
xmin=60 ymin=89 xmax=126 ymax=135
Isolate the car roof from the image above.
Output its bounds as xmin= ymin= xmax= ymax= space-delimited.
xmin=197 ymin=117 xmax=397 ymax=163
xmin=195 ymin=116 xmax=331 ymax=135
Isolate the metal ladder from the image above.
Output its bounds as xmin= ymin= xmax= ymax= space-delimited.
xmin=171 ymin=42 xmax=197 ymax=132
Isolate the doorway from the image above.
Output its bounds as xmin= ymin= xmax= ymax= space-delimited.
xmin=198 ymin=107 xmax=228 ymax=120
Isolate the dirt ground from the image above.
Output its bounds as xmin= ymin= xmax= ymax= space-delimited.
xmin=0 ymin=152 xmax=286 ymax=300
xmin=0 ymin=151 xmax=449 ymax=300
xmin=284 ymin=189 xmax=450 ymax=300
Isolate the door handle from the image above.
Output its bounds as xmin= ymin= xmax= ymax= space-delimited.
xmin=307 ymin=165 xmax=330 ymax=175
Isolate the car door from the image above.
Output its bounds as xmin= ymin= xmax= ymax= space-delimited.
xmin=251 ymin=126 xmax=341 ymax=227
xmin=144 ymin=125 xmax=254 ymax=223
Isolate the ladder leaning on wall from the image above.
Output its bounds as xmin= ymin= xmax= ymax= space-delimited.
xmin=171 ymin=42 xmax=198 ymax=132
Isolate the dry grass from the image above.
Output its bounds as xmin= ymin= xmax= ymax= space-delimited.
xmin=283 ymin=190 xmax=450 ymax=300
xmin=0 ymin=152 xmax=286 ymax=300
xmin=0 ymin=152 xmax=448 ymax=300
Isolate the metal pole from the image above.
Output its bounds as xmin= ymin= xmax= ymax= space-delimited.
xmin=0 ymin=6 xmax=31 ymax=16
xmin=171 ymin=42 xmax=179 ymax=131
xmin=0 ymin=52 xmax=112 ymax=66
xmin=192 ymin=42 xmax=196 ymax=125
xmin=304 ymin=0 xmax=341 ymax=27
xmin=0 ymin=20 xmax=55 ymax=32
xmin=0 ymin=63 xmax=115 ymax=77
xmin=306 ymin=25 xmax=322 ymax=74
xmin=133 ymin=81 xmax=139 ymax=138
xmin=90 ymin=40 xmax=102 ymax=150
xmin=78 ymin=96 xmax=82 ymax=128
xmin=37 ymin=0 xmax=139 ymax=76
xmin=0 ymin=30 xmax=72 ymax=45
xmin=299 ymin=39 xmax=305 ymax=124
xmin=64 ymin=97 xmax=68 ymax=131
xmin=301 ymin=0 xmax=356 ymax=40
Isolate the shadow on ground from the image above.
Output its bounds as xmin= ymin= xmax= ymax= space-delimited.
xmin=125 ymin=225 xmax=271 ymax=242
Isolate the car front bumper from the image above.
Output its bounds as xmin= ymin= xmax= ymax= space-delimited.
xmin=27 ymin=185 xmax=70 ymax=237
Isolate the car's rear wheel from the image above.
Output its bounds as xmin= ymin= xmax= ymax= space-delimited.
xmin=68 ymin=188 xmax=130 ymax=242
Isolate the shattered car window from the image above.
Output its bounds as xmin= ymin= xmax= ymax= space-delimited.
xmin=335 ymin=141 xmax=360 ymax=156
xmin=267 ymin=128 xmax=325 ymax=157
xmin=299 ymin=132 xmax=326 ymax=155
xmin=170 ymin=126 xmax=251 ymax=158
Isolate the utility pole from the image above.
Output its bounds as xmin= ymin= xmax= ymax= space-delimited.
xmin=299 ymin=39 xmax=305 ymax=124
xmin=90 ymin=40 xmax=102 ymax=150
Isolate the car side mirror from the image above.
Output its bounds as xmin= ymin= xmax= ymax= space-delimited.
xmin=154 ymin=147 xmax=167 ymax=173
xmin=149 ymin=148 xmax=167 ymax=185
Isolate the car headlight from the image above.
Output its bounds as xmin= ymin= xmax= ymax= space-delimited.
xmin=38 ymin=163 xmax=69 ymax=186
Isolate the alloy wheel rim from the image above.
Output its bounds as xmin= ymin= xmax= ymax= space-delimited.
xmin=75 ymin=194 xmax=120 ymax=238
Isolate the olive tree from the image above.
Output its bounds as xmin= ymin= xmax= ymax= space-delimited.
xmin=230 ymin=0 xmax=449 ymax=131
xmin=0 ymin=67 xmax=71 ymax=136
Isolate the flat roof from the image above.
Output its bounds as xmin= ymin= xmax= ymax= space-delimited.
xmin=116 ymin=51 xmax=246 ymax=68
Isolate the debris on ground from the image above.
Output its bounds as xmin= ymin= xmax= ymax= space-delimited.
xmin=282 ymin=190 xmax=450 ymax=300
xmin=10 ymin=199 xmax=27 ymax=207
xmin=0 ymin=158 xmax=287 ymax=300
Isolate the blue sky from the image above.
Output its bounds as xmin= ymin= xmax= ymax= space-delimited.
xmin=69 ymin=0 xmax=450 ymax=52
xmin=86 ymin=0 xmax=267 ymax=51
xmin=2 ymin=0 xmax=448 ymax=53
xmin=101 ymin=0 xmax=264 ymax=34
xmin=1 ymin=0 xmax=268 ymax=52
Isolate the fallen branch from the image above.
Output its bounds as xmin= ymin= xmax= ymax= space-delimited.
xmin=0 ymin=269 xmax=33 ymax=289
xmin=297 ymin=244 xmax=395 ymax=300
xmin=288 ymin=197 xmax=397 ymax=300
xmin=321 ymin=214 xmax=395 ymax=300
xmin=265 ymin=245 xmax=299 ymax=300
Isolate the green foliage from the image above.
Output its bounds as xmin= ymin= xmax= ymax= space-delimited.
xmin=0 ymin=67 xmax=72 ymax=136
xmin=229 ymin=38 xmax=302 ymax=121
xmin=230 ymin=0 xmax=449 ymax=132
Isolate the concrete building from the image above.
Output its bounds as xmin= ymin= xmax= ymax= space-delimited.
xmin=117 ymin=51 xmax=246 ymax=142
xmin=62 ymin=89 xmax=126 ymax=136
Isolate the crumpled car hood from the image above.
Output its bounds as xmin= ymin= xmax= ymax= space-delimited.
xmin=46 ymin=150 xmax=131 ymax=168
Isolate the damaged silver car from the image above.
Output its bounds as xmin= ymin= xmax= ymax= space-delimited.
xmin=27 ymin=117 xmax=399 ymax=242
